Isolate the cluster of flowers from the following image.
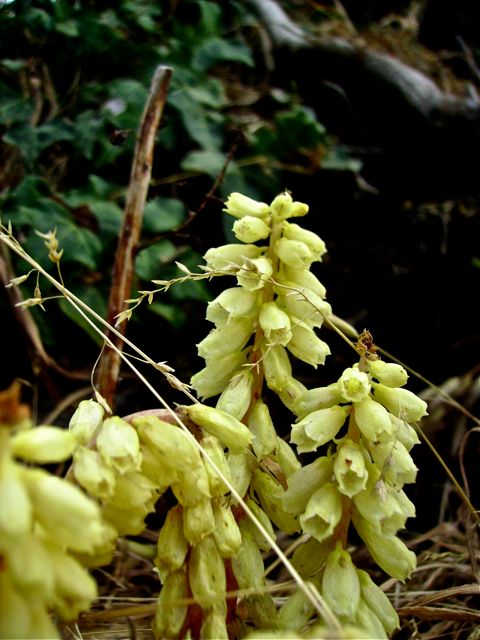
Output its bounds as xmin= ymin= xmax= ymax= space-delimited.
xmin=0 ymin=418 xmax=109 ymax=639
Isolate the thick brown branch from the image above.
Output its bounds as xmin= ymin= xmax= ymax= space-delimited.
xmin=96 ymin=66 xmax=172 ymax=409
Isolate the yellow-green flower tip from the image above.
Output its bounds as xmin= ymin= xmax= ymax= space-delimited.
xmin=299 ymin=481 xmax=342 ymax=542
xmin=322 ymin=542 xmax=361 ymax=618
xmin=337 ymin=367 xmax=371 ymax=403
xmin=368 ymin=359 xmax=408 ymax=387
xmin=233 ymin=216 xmax=271 ymax=243
xmin=10 ymin=426 xmax=77 ymax=463
xmin=291 ymin=405 xmax=349 ymax=453
xmin=184 ymin=404 xmax=252 ymax=454
xmin=68 ymin=399 xmax=105 ymax=445
xmin=97 ymin=416 xmax=142 ymax=474
xmin=224 ymin=192 xmax=270 ymax=219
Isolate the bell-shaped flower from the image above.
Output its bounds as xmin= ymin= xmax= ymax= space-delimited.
xmin=73 ymin=446 xmax=116 ymax=500
xmin=248 ymin=399 xmax=278 ymax=459
xmin=182 ymin=496 xmax=215 ymax=543
xmin=293 ymin=383 xmax=343 ymax=419
xmin=277 ymin=376 xmax=307 ymax=413
xmin=374 ymin=384 xmax=428 ymax=423
xmin=277 ymin=289 xmax=331 ymax=329
xmin=23 ymin=468 xmax=104 ymax=552
xmin=300 ymin=482 xmax=342 ymax=542
xmin=275 ymin=437 xmax=302 ymax=477
xmin=183 ymin=403 xmax=252 ymax=454
xmin=277 ymin=264 xmax=327 ymax=299
xmin=216 ymin=370 xmax=254 ymax=421
xmin=287 ymin=318 xmax=331 ymax=368
xmin=0 ymin=457 xmax=32 ymax=536
xmin=140 ymin=444 xmax=178 ymax=490
xmin=171 ymin=457 xmax=211 ymax=506
xmin=274 ymin=238 xmax=315 ymax=270
xmin=206 ymin=287 xmax=259 ymax=327
xmin=96 ymin=417 xmax=141 ymax=474
xmin=357 ymin=569 xmax=399 ymax=635
xmin=291 ymin=537 xmax=331 ymax=578
xmin=270 ymin=192 xmax=308 ymax=220
xmin=102 ymin=472 xmax=158 ymax=535
xmin=354 ymin=599 xmax=389 ymax=640
xmin=368 ymin=359 xmax=408 ymax=387
xmin=191 ymin=350 xmax=247 ymax=399
xmin=390 ymin=415 xmax=420 ymax=451
xmin=259 ymin=301 xmax=292 ymax=346
xmin=212 ymin=501 xmax=242 ymax=557
xmin=368 ymin=439 xmax=418 ymax=487
xmin=322 ymin=542 xmax=361 ymax=618
xmin=68 ymin=399 xmax=104 ymax=445
xmin=291 ymin=405 xmax=349 ymax=453
xmin=282 ymin=455 xmax=332 ymax=514
xmin=278 ymin=582 xmax=318 ymax=631
xmin=262 ymin=344 xmax=292 ymax=392
xmin=353 ymin=512 xmax=416 ymax=580
xmin=353 ymin=395 xmax=394 ymax=441
xmin=10 ymin=426 xmax=77 ymax=463
xmin=237 ymin=256 xmax=273 ymax=291
xmin=338 ymin=367 xmax=371 ymax=403
xmin=231 ymin=524 xmax=265 ymax=588
xmin=201 ymin=435 xmax=232 ymax=498
xmin=241 ymin=496 xmax=275 ymax=552
xmin=155 ymin=506 xmax=188 ymax=578
xmin=134 ymin=416 xmax=201 ymax=470
xmin=196 ymin=316 xmax=254 ymax=359
xmin=334 ymin=439 xmax=368 ymax=497
xmin=224 ymin=192 xmax=270 ymax=219
xmin=233 ymin=215 xmax=271 ymax=243
xmin=153 ymin=569 xmax=188 ymax=639
xmin=227 ymin=451 xmax=253 ymax=505
xmin=282 ymin=222 xmax=327 ymax=262
xmin=204 ymin=243 xmax=263 ymax=270
xmin=252 ymin=469 xmax=299 ymax=534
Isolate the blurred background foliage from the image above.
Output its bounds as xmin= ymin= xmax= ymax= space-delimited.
xmin=0 ymin=0 xmax=358 ymax=397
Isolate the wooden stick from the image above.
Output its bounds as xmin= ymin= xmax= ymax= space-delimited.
xmin=96 ymin=66 xmax=172 ymax=409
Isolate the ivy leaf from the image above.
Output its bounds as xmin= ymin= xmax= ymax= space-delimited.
xmin=135 ymin=240 xmax=178 ymax=281
xmin=143 ymin=198 xmax=187 ymax=234
xmin=193 ymin=38 xmax=253 ymax=72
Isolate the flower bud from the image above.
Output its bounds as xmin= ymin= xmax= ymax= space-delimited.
xmin=153 ymin=569 xmax=188 ymax=639
xmin=353 ymin=395 xmax=394 ymax=441
xmin=204 ymin=243 xmax=263 ymax=270
xmin=278 ymin=584 xmax=317 ymax=630
xmin=374 ymin=384 xmax=428 ymax=423
xmin=242 ymin=496 xmax=275 ymax=551
xmin=97 ymin=416 xmax=141 ymax=474
xmin=282 ymin=222 xmax=326 ymax=262
xmin=275 ymin=437 xmax=301 ymax=476
xmin=183 ymin=404 xmax=252 ymax=454
xmin=337 ymin=367 xmax=371 ymax=403
xmin=189 ymin=534 xmax=226 ymax=605
xmin=224 ymin=192 xmax=270 ymax=219
xmin=277 ymin=376 xmax=308 ymax=413
xmin=368 ymin=359 xmax=408 ymax=388
xmin=171 ymin=460 xmax=211 ymax=505
xmin=293 ymin=383 xmax=343 ymax=419
xmin=237 ymin=256 xmax=273 ymax=291
xmin=354 ymin=473 xmax=414 ymax=535
xmin=357 ymin=569 xmax=399 ymax=634
xmin=270 ymin=192 xmax=308 ymax=220
xmin=212 ymin=501 xmax=242 ymax=557
xmin=262 ymin=344 xmax=292 ymax=392
xmin=155 ymin=506 xmax=188 ymax=578
xmin=282 ymin=456 xmax=333 ymax=515
xmin=231 ymin=524 xmax=265 ymax=588
xmin=277 ymin=289 xmax=331 ymax=329
xmin=183 ymin=497 xmax=215 ymax=543
xmin=73 ymin=446 xmax=116 ymax=500
xmin=197 ymin=317 xmax=254 ymax=359
xmin=139 ymin=444 xmax=178 ymax=490
xmin=291 ymin=537 xmax=331 ymax=578
xmin=233 ymin=216 xmax=271 ymax=243
xmin=259 ymin=302 xmax=292 ymax=346
xmin=390 ymin=415 xmax=420 ymax=451
xmin=134 ymin=415 xmax=200 ymax=469
xmin=353 ymin=513 xmax=416 ymax=580
xmin=291 ymin=405 xmax=349 ymax=454
xmin=68 ymin=399 xmax=104 ymax=445
xmin=228 ymin=451 xmax=253 ymax=504
xmin=201 ymin=435 xmax=232 ymax=498
xmin=354 ymin=599 xmax=388 ymax=640
xmin=277 ymin=265 xmax=327 ymax=299
xmin=248 ymin=399 xmax=277 ymax=459
xmin=274 ymin=238 xmax=314 ymax=270
xmin=322 ymin=542 xmax=360 ymax=618
xmin=10 ymin=426 xmax=77 ymax=463
xmin=287 ymin=319 xmax=330 ymax=368
xmin=334 ymin=439 xmax=368 ymax=498
xmin=191 ymin=350 xmax=248 ymax=400
xmin=206 ymin=287 xmax=259 ymax=327
xmin=216 ymin=371 xmax=254 ymax=421
xmin=300 ymin=482 xmax=342 ymax=542
xmin=23 ymin=468 xmax=104 ymax=552
xmin=105 ymin=471 xmax=158 ymax=511
xmin=252 ymin=469 xmax=299 ymax=534
xmin=0 ymin=458 xmax=32 ymax=536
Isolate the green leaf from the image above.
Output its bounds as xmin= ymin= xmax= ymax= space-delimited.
xmin=135 ymin=240 xmax=177 ymax=281
xmin=1 ymin=59 xmax=27 ymax=72
xmin=143 ymin=198 xmax=186 ymax=234
xmin=169 ymin=89 xmax=223 ymax=150
xmin=89 ymin=201 xmax=123 ymax=237
xmin=55 ymin=19 xmax=79 ymax=37
xmin=193 ymin=38 xmax=253 ymax=72
xmin=181 ymin=149 xmax=227 ymax=178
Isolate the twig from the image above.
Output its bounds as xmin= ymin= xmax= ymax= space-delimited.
xmin=96 ymin=65 xmax=172 ymax=409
